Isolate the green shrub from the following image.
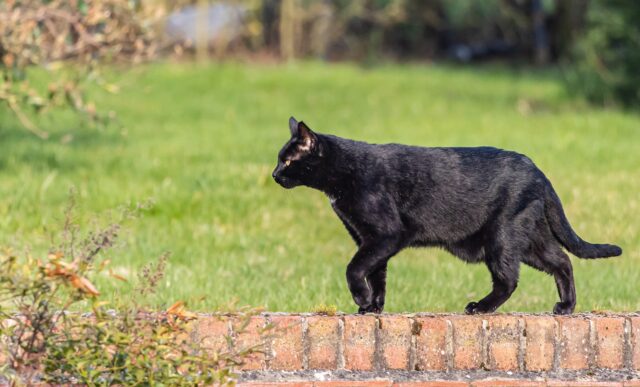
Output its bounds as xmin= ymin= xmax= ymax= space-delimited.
xmin=566 ymin=0 xmax=640 ymax=108
xmin=0 ymin=197 xmax=264 ymax=385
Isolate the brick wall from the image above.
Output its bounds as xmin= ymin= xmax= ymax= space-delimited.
xmin=196 ymin=313 xmax=640 ymax=373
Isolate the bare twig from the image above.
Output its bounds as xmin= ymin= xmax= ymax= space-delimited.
xmin=6 ymin=99 xmax=49 ymax=139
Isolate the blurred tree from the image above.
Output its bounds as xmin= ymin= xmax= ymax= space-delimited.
xmin=279 ymin=0 xmax=300 ymax=60
xmin=383 ymin=0 xmax=446 ymax=59
xmin=552 ymin=0 xmax=588 ymax=59
xmin=0 ymin=0 xmax=167 ymax=137
xmin=531 ymin=0 xmax=550 ymax=64
xmin=262 ymin=0 xmax=281 ymax=51
xmin=566 ymin=0 xmax=640 ymax=108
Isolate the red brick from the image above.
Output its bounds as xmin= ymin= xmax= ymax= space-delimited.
xmin=450 ymin=316 xmax=484 ymax=370
xmin=197 ymin=315 xmax=230 ymax=355
xmin=393 ymin=382 xmax=469 ymax=387
xmin=379 ymin=315 xmax=413 ymax=370
xmin=485 ymin=316 xmax=520 ymax=371
xmin=557 ymin=316 xmax=591 ymax=370
xmin=546 ymin=381 xmax=622 ymax=387
xmin=523 ymin=316 xmax=555 ymax=372
xmin=270 ymin=315 xmax=304 ymax=370
xmin=631 ymin=317 xmax=640 ymax=370
xmin=415 ymin=317 xmax=448 ymax=371
xmin=594 ymin=317 xmax=625 ymax=369
xmin=237 ymin=383 xmax=313 ymax=387
xmin=234 ymin=316 xmax=268 ymax=370
xmin=314 ymin=381 xmax=392 ymax=387
xmin=306 ymin=316 xmax=340 ymax=370
xmin=471 ymin=379 xmax=545 ymax=386
xmin=343 ymin=315 xmax=377 ymax=371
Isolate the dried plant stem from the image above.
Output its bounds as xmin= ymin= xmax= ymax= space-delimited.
xmin=6 ymin=99 xmax=49 ymax=139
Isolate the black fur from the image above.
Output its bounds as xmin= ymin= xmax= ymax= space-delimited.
xmin=273 ymin=117 xmax=622 ymax=315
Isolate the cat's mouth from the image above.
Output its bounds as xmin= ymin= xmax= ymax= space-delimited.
xmin=273 ymin=175 xmax=299 ymax=189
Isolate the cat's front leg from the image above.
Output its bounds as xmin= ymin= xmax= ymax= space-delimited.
xmin=362 ymin=263 xmax=388 ymax=314
xmin=346 ymin=240 xmax=399 ymax=314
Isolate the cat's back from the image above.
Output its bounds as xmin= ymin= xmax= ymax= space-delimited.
xmin=325 ymin=134 xmax=543 ymax=180
xmin=376 ymin=142 xmax=539 ymax=175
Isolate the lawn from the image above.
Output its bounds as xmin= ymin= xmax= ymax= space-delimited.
xmin=0 ymin=61 xmax=638 ymax=313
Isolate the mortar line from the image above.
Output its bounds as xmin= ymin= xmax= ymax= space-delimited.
xmin=481 ymin=318 xmax=488 ymax=370
xmin=624 ymin=317 xmax=633 ymax=370
xmin=264 ymin=314 xmax=273 ymax=370
xmin=589 ymin=317 xmax=597 ymax=369
xmin=552 ymin=317 xmax=560 ymax=371
xmin=301 ymin=315 xmax=309 ymax=370
xmin=373 ymin=315 xmax=383 ymax=370
xmin=445 ymin=318 xmax=454 ymax=371
xmin=261 ymin=315 xmax=270 ymax=370
xmin=517 ymin=317 xmax=526 ymax=372
xmin=337 ymin=316 xmax=345 ymax=370
xmin=409 ymin=316 xmax=417 ymax=371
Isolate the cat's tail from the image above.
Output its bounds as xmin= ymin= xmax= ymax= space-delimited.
xmin=544 ymin=185 xmax=622 ymax=259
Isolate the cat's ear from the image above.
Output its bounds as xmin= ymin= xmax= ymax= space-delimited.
xmin=297 ymin=121 xmax=318 ymax=152
xmin=289 ymin=116 xmax=299 ymax=137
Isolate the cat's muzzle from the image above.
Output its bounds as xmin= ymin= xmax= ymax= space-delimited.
xmin=272 ymin=172 xmax=298 ymax=189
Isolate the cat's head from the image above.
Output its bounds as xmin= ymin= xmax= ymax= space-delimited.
xmin=272 ymin=117 xmax=323 ymax=189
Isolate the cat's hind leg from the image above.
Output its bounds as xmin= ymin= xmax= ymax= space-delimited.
xmin=552 ymin=261 xmax=576 ymax=314
xmin=541 ymin=245 xmax=576 ymax=314
xmin=523 ymin=237 xmax=576 ymax=314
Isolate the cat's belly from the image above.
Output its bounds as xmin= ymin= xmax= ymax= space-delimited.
xmin=443 ymin=242 xmax=486 ymax=263
xmin=409 ymin=222 xmax=488 ymax=263
xmin=408 ymin=239 xmax=486 ymax=263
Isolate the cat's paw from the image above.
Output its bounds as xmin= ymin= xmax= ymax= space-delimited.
xmin=358 ymin=305 xmax=382 ymax=314
xmin=553 ymin=302 xmax=575 ymax=315
xmin=465 ymin=301 xmax=499 ymax=314
xmin=464 ymin=301 xmax=481 ymax=315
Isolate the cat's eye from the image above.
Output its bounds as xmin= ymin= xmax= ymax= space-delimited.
xmin=284 ymin=159 xmax=291 ymax=167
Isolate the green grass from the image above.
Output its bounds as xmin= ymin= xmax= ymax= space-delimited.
xmin=1 ymin=62 xmax=638 ymax=313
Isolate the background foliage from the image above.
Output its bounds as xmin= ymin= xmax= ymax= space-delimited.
xmin=0 ymin=199 xmax=262 ymax=384
xmin=565 ymin=0 xmax=640 ymax=108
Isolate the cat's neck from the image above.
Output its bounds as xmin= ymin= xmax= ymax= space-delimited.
xmin=312 ymin=134 xmax=362 ymax=199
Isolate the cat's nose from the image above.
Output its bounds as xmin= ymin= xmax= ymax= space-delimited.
xmin=272 ymin=165 xmax=282 ymax=179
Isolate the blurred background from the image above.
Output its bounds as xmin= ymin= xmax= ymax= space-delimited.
xmin=0 ymin=0 xmax=638 ymax=313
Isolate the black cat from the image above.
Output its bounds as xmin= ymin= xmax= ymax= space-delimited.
xmin=272 ymin=117 xmax=622 ymax=315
